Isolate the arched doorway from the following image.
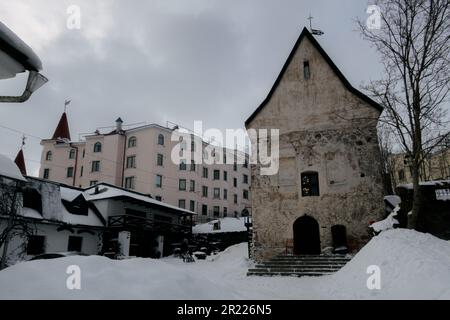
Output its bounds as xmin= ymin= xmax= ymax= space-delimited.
xmin=293 ymin=215 xmax=321 ymax=255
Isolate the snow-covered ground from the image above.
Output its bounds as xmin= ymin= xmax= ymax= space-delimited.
xmin=0 ymin=229 xmax=449 ymax=299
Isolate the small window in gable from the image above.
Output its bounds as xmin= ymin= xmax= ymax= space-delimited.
xmin=303 ymin=60 xmax=311 ymax=80
xmin=128 ymin=136 xmax=137 ymax=148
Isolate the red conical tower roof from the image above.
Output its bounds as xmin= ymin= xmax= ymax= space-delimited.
xmin=14 ymin=149 xmax=27 ymax=176
xmin=52 ymin=112 xmax=71 ymax=140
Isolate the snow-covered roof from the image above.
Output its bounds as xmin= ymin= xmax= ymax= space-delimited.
xmin=193 ymin=217 xmax=247 ymax=234
xmin=0 ymin=154 xmax=26 ymax=181
xmin=84 ymin=184 xmax=196 ymax=215
xmin=384 ymin=195 xmax=401 ymax=208
xmin=398 ymin=180 xmax=450 ymax=190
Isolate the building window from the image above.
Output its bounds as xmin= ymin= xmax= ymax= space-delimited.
xmin=233 ymin=162 xmax=237 ymax=171
xmin=155 ymin=196 xmax=162 ymax=201
xmin=126 ymin=155 xmax=136 ymax=169
xmin=203 ymin=167 xmax=208 ymax=178
xmin=202 ymin=204 xmax=208 ymax=216
xmin=156 ymin=175 xmax=163 ymax=188
xmin=202 ymin=186 xmax=208 ymax=197
xmin=233 ymin=177 xmax=237 ymax=188
xmin=45 ymin=151 xmax=52 ymax=161
xmin=67 ymin=236 xmax=83 ymax=252
xmin=190 ymin=160 xmax=196 ymax=172
xmin=190 ymin=180 xmax=195 ymax=192
xmin=223 ymin=152 xmax=227 ymax=164
xmin=80 ymin=166 xmax=84 ymax=177
xmin=27 ymin=235 xmax=45 ymax=255
xmin=66 ymin=167 xmax=74 ymax=178
xmin=82 ymin=149 xmax=85 ymax=158
xmin=234 ymin=194 xmax=238 ymax=204
xmin=190 ymin=200 xmax=195 ymax=212
xmin=301 ymin=171 xmax=320 ymax=197
xmin=243 ymin=174 xmax=248 ymax=184
xmin=244 ymin=158 xmax=248 ymax=168
xmin=128 ymin=136 xmax=137 ymax=148
xmin=213 ymin=170 xmax=220 ymax=180
xmin=93 ymin=142 xmax=102 ymax=153
xmin=125 ymin=176 xmax=135 ymax=189
xmin=179 ymin=160 xmax=187 ymax=171
xmin=223 ymin=171 xmax=228 ymax=181
xmin=191 ymin=140 xmax=195 ymax=151
xmin=69 ymin=149 xmax=76 ymax=159
xmin=90 ymin=180 xmax=98 ymax=186
xmin=243 ymin=189 xmax=249 ymax=200
xmin=157 ymin=153 xmax=163 ymax=166
xmin=398 ymin=169 xmax=405 ymax=181
xmin=158 ymin=134 xmax=165 ymax=146
xmin=223 ymin=207 xmax=228 ymax=217
xmin=91 ymin=161 xmax=101 ymax=172
xmin=304 ymin=60 xmax=311 ymax=80
xmin=224 ymin=189 xmax=228 ymax=200
xmin=43 ymin=168 xmax=50 ymax=179
xmin=178 ymin=199 xmax=186 ymax=209
xmin=179 ymin=179 xmax=186 ymax=191
xmin=214 ymin=188 xmax=220 ymax=199
xmin=213 ymin=206 xmax=220 ymax=217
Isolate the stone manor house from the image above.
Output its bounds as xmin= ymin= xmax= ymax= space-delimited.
xmin=246 ymin=28 xmax=385 ymax=261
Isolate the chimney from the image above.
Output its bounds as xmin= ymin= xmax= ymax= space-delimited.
xmin=115 ymin=117 xmax=123 ymax=132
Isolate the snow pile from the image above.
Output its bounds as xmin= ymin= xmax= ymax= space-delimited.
xmin=1 ymin=231 xmax=449 ymax=299
xmin=0 ymin=154 xmax=26 ymax=181
xmin=370 ymin=206 xmax=400 ymax=232
xmin=193 ymin=217 xmax=247 ymax=234
xmin=325 ymin=229 xmax=450 ymax=299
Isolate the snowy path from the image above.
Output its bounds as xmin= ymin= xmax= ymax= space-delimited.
xmin=0 ymin=229 xmax=449 ymax=299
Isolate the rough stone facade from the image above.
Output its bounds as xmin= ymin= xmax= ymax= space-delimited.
xmin=245 ymin=28 xmax=385 ymax=261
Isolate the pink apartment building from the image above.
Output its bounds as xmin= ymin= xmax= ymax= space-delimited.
xmin=39 ymin=113 xmax=251 ymax=221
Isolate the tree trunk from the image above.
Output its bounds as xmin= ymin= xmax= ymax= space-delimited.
xmin=408 ymin=164 xmax=421 ymax=229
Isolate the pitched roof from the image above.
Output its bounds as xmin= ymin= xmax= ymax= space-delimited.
xmin=14 ymin=149 xmax=27 ymax=176
xmin=245 ymin=27 xmax=383 ymax=127
xmin=0 ymin=153 xmax=26 ymax=181
xmin=52 ymin=112 xmax=71 ymax=140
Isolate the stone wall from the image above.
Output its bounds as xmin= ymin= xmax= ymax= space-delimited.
xmin=250 ymin=126 xmax=384 ymax=261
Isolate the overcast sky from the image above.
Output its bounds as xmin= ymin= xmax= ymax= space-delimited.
xmin=0 ymin=0 xmax=385 ymax=176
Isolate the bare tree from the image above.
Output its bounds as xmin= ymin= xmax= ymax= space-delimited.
xmin=358 ymin=0 xmax=450 ymax=228
xmin=0 ymin=180 xmax=35 ymax=269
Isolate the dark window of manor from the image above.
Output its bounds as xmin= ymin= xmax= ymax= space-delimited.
xmin=158 ymin=134 xmax=165 ymax=146
xmin=301 ymin=172 xmax=319 ymax=196
xmin=43 ymin=168 xmax=50 ymax=179
xmin=27 ymin=235 xmax=45 ymax=255
xmin=66 ymin=167 xmax=74 ymax=178
xmin=45 ymin=151 xmax=52 ymax=161
xmin=69 ymin=149 xmax=76 ymax=159
xmin=202 ymin=204 xmax=208 ymax=216
xmin=93 ymin=142 xmax=102 ymax=153
xmin=304 ymin=60 xmax=311 ymax=80
xmin=67 ymin=236 xmax=83 ymax=252
xmin=128 ymin=136 xmax=137 ymax=148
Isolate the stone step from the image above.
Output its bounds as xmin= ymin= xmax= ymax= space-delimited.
xmin=249 ymin=268 xmax=340 ymax=273
xmin=247 ymin=271 xmax=334 ymax=277
xmin=255 ymin=264 xmax=344 ymax=269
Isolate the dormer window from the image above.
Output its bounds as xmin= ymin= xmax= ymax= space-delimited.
xmin=303 ymin=60 xmax=311 ymax=80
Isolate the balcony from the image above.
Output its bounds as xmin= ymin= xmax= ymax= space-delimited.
xmin=108 ymin=214 xmax=191 ymax=233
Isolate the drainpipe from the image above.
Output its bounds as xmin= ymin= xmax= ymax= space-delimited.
xmin=70 ymin=144 xmax=79 ymax=187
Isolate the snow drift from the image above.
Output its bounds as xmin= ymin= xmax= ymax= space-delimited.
xmin=0 ymin=230 xmax=449 ymax=299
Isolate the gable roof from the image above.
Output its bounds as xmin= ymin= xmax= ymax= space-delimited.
xmin=52 ymin=112 xmax=71 ymax=140
xmin=245 ymin=27 xmax=383 ymax=127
